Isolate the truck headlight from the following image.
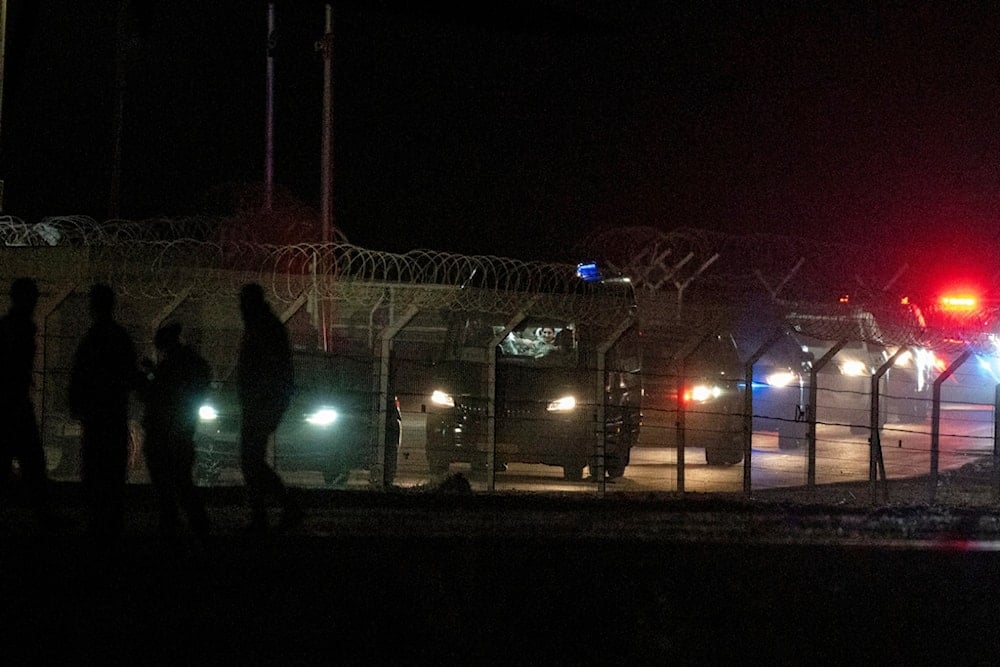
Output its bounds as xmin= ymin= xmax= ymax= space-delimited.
xmin=430 ymin=390 xmax=455 ymax=408
xmin=686 ymin=384 xmax=722 ymax=403
xmin=765 ymin=371 xmax=798 ymax=388
xmin=198 ymin=404 xmax=219 ymax=422
xmin=893 ymin=350 xmax=913 ymax=367
xmin=306 ymin=407 xmax=338 ymax=426
xmin=547 ymin=395 xmax=577 ymax=412
xmin=839 ymin=360 xmax=868 ymax=376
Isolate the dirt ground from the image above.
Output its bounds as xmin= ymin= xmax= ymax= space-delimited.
xmin=4 ymin=461 xmax=1000 ymax=663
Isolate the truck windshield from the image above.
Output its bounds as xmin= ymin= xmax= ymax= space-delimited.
xmin=497 ymin=322 xmax=576 ymax=366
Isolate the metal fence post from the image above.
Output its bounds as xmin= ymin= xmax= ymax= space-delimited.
xmin=809 ymin=341 xmax=847 ymax=490
xmin=374 ymin=303 xmax=418 ymax=489
xmin=994 ymin=383 xmax=1000 ymax=505
xmin=869 ymin=347 xmax=905 ymax=505
xmin=675 ymin=359 xmax=685 ymax=495
xmin=596 ymin=317 xmax=636 ymax=498
xmin=744 ymin=329 xmax=786 ymax=497
xmin=930 ymin=351 xmax=970 ymax=504
xmin=486 ymin=303 xmax=538 ymax=493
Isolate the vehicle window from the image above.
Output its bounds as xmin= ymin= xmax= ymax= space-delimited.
xmin=498 ymin=322 xmax=575 ymax=365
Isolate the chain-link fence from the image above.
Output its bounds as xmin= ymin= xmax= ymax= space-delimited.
xmin=3 ymin=216 xmax=998 ymax=506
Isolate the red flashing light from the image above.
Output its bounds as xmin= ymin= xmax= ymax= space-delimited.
xmin=838 ymin=294 xmax=849 ymax=304
xmin=940 ymin=294 xmax=978 ymax=311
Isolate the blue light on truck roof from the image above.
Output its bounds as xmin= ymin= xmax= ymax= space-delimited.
xmin=576 ymin=262 xmax=603 ymax=282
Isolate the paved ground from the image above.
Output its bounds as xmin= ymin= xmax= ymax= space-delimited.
xmin=3 ymin=472 xmax=1000 ymax=663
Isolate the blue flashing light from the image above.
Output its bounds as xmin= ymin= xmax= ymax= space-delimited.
xmin=576 ymin=262 xmax=603 ymax=282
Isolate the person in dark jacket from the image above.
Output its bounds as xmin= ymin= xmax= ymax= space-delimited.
xmin=141 ymin=322 xmax=212 ymax=542
xmin=237 ymin=283 xmax=302 ymax=533
xmin=0 ymin=278 xmax=59 ymax=526
xmin=69 ymin=283 xmax=140 ymax=543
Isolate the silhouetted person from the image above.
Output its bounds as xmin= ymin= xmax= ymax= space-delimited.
xmin=140 ymin=322 xmax=212 ymax=543
xmin=237 ymin=283 xmax=302 ymax=533
xmin=0 ymin=278 xmax=59 ymax=527
xmin=69 ymin=284 xmax=140 ymax=543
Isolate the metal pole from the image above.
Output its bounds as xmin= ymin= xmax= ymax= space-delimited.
xmin=994 ymin=383 xmax=1000 ymax=504
xmin=318 ymin=5 xmax=333 ymax=243
xmin=594 ymin=316 xmax=635 ymax=498
xmin=0 ymin=0 xmax=5 ymax=117
xmin=0 ymin=0 xmax=7 ymax=210
xmin=264 ymin=3 xmax=275 ymax=212
xmin=675 ymin=360 xmax=686 ymax=495
xmin=109 ymin=0 xmax=129 ymax=219
xmin=374 ymin=305 xmax=418 ymax=489
xmin=486 ymin=304 xmax=537 ymax=493
xmin=869 ymin=348 xmax=906 ymax=505
xmin=673 ymin=330 xmax=719 ymax=496
xmin=808 ymin=341 xmax=847 ymax=489
xmin=930 ymin=350 xmax=970 ymax=504
xmin=742 ymin=361 xmax=753 ymax=497
xmin=743 ymin=329 xmax=786 ymax=497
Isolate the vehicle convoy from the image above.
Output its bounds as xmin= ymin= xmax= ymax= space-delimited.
xmin=194 ymin=344 xmax=402 ymax=486
xmin=746 ymin=302 xmax=933 ymax=449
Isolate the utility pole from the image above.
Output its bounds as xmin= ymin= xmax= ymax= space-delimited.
xmin=0 ymin=0 xmax=8 ymax=211
xmin=316 ymin=4 xmax=334 ymax=243
xmin=109 ymin=0 xmax=131 ymax=220
xmin=264 ymin=2 xmax=275 ymax=212
xmin=313 ymin=5 xmax=335 ymax=349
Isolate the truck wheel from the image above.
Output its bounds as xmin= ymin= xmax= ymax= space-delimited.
xmin=777 ymin=423 xmax=805 ymax=450
xmin=605 ymin=462 xmax=627 ymax=479
xmin=323 ymin=467 xmax=350 ymax=486
xmin=594 ymin=451 xmax=629 ymax=480
xmin=562 ymin=462 xmax=584 ymax=481
xmin=471 ymin=455 xmax=507 ymax=473
xmin=425 ymin=433 xmax=452 ymax=476
xmin=49 ymin=439 xmax=81 ymax=479
xmin=705 ymin=446 xmax=743 ymax=466
xmin=426 ymin=453 xmax=451 ymax=476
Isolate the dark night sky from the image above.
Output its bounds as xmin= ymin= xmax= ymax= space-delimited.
xmin=4 ymin=1 xmax=1000 ymax=293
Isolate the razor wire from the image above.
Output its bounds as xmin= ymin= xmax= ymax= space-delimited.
xmin=3 ymin=215 xmax=999 ymax=351
xmin=0 ymin=217 xmax=636 ymax=326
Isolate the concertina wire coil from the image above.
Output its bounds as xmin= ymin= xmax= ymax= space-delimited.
xmin=2 ymin=215 xmax=997 ymax=354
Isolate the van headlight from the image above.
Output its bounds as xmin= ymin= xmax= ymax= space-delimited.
xmin=546 ymin=395 xmax=577 ymax=413
xmin=198 ymin=404 xmax=219 ymax=422
xmin=306 ymin=407 xmax=338 ymax=426
xmin=430 ymin=390 xmax=455 ymax=408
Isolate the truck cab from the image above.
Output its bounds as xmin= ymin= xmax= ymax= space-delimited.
xmin=424 ymin=314 xmax=640 ymax=481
